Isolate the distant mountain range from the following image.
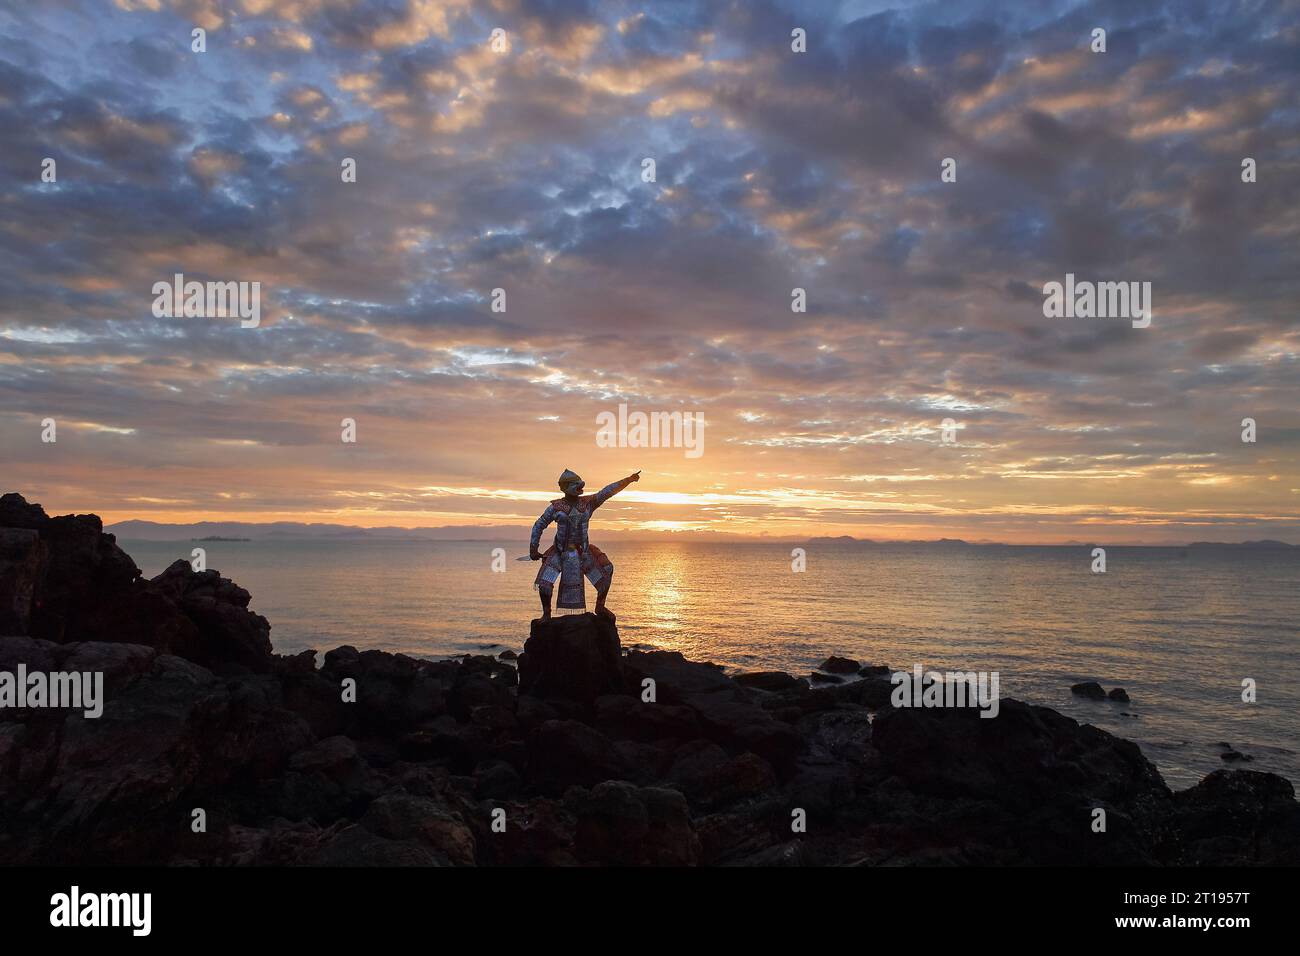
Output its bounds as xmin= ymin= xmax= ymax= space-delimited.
xmin=808 ymin=536 xmax=987 ymax=546
xmin=810 ymin=536 xmax=1297 ymax=548
xmin=106 ymin=519 xmax=1296 ymax=547
xmin=106 ymin=519 xmax=763 ymax=543
xmin=109 ymin=519 xmax=534 ymax=542
xmin=1187 ymin=540 xmax=1298 ymax=549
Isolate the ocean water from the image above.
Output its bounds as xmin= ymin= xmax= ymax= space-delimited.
xmin=121 ymin=538 xmax=1300 ymax=790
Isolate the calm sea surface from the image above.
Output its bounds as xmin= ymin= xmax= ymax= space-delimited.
xmin=122 ymin=538 xmax=1299 ymax=789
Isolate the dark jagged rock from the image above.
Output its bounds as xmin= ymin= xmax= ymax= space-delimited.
xmin=810 ymin=672 xmax=844 ymax=684
xmin=147 ymin=560 xmax=273 ymax=672
xmin=625 ymin=650 xmax=734 ymax=697
xmin=0 ymin=528 xmax=46 ymax=634
xmin=1071 ymin=680 xmax=1107 ymax=700
xmin=0 ymin=494 xmax=274 ymax=674
xmin=733 ymin=671 xmax=805 ymax=692
xmin=359 ymin=791 xmax=476 ymax=865
xmin=473 ymin=760 xmax=522 ymax=799
xmin=527 ymin=719 xmax=627 ymax=793
xmin=2 ymin=492 xmax=1297 ymax=867
xmin=0 ymin=637 xmax=310 ymax=864
xmin=1172 ymin=770 xmax=1300 ymax=865
xmin=851 ymin=677 xmax=896 ymax=709
xmin=873 ymin=699 xmax=1168 ymax=805
xmin=319 ymin=645 xmax=450 ymax=732
xmin=624 ymin=650 xmax=803 ymax=774
xmin=0 ymin=492 xmax=49 ymax=529
xmin=518 ymin=613 xmax=623 ymax=702
xmin=1108 ymin=687 xmax=1130 ymax=702
xmin=302 ymin=825 xmax=448 ymax=866
xmin=593 ymin=693 xmax=698 ymax=742
xmin=870 ymin=698 xmax=1179 ymax=864
xmin=819 ymin=655 xmax=860 ymax=674
xmin=3 ymin=619 xmax=1295 ymax=865
xmin=568 ymin=781 xmax=699 ymax=865
xmin=666 ymin=740 xmax=777 ymax=811
xmin=0 ymin=496 xmax=145 ymax=647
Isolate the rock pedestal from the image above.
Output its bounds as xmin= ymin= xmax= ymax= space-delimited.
xmin=518 ymin=612 xmax=623 ymax=701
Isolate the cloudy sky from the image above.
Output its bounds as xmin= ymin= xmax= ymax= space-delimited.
xmin=1 ymin=0 xmax=1297 ymax=542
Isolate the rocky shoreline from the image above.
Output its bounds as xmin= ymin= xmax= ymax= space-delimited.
xmin=1 ymin=492 xmax=1297 ymax=866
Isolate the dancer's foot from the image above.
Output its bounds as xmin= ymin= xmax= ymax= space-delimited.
xmin=595 ymin=605 xmax=615 ymax=622
xmin=538 ymin=611 xmax=551 ymax=623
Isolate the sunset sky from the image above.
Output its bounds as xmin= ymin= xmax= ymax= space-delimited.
xmin=1 ymin=0 xmax=1298 ymax=543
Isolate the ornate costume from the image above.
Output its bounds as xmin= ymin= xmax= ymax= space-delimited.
xmin=531 ymin=470 xmax=636 ymax=609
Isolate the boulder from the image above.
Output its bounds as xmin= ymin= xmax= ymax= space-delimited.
xmin=146 ymin=561 xmax=273 ymax=672
xmin=785 ymin=761 xmax=855 ymax=817
xmin=0 ymin=641 xmax=310 ymax=864
xmin=666 ymin=740 xmax=776 ymax=811
xmin=733 ymin=671 xmax=805 ymax=692
xmin=869 ymin=697 xmax=1177 ymax=863
xmin=302 ymin=825 xmax=446 ymax=866
xmin=568 ymin=781 xmax=699 ymax=865
xmin=624 ymin=650 xmax=803 ymax=774
xmin=796 ymin=709 xmax=877 ymax=769
xmin=593 ymin=694 xmax=698 ymax=742
xmin=820 ymin=655 xmax=861 ymax=674
xmin=1172 ymin=770 xmax=1300 ymax=865
xmin=872 ymin=698 xmax=1169 ymax=808
xmin=360 ymin=791 xmax=476 ymax=865
xmin=289 ymin=735 xmax=364 ymax=781
xmin=526 ymin=719 xmax=627 ymax=793
xmin=474 ymin=760 xmax=523 ymax=800
xmin=264 ymin=732 xmax=380 ymax=825
xmin=625 ymin=650 xmax=734 ymax=697
xmin=1070 ymin=681 xmax=1107 ymax=700
xmin=320 ymin=646 xmax=447 ymax=732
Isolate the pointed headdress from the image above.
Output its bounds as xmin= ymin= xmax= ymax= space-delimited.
xmin=557 ymin=469 xmax=583 ymax=493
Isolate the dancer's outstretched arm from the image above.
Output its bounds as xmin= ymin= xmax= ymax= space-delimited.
xmin=590 ymin=471 xmax=640 ymax=510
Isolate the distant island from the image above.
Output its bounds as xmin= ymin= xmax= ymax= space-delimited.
xmin=191 ymin=536 xmax=251 ymax=542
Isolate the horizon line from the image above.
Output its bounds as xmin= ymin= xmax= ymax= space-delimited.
xmin=103 ymin=518 xmax=1298 ymax=549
